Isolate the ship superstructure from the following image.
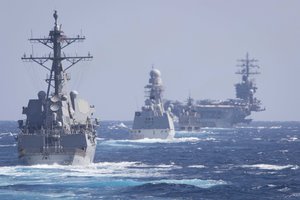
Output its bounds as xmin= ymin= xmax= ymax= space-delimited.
xmin=178 ymin=96 xmax=201 ymax=131
xmin=235 ymin=53 xmax=264 ymax=112
xmin=165 ymin=53 xmax=265 ymax=129
xmin=131 ymin=69 xmax=175 ymax=139
xmin=17 ymin=11 xmax=97 ymax=165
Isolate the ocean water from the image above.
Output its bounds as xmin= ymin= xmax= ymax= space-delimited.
xmin=0 ymin=121 xmax=299 ymax=200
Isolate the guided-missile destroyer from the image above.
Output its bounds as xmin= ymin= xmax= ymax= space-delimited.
xmin=165 ymin=53 xmax=265 ymax=129
xmin=131 ymin=69 xmax=175 ymax=139
xmin=17 ymin=11 xmax=97 ymax=165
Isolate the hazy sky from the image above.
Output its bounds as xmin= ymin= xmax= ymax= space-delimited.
xmin=0 ymin=0 xmax=300 ymax=121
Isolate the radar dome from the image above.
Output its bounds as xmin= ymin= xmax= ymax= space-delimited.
xmin=150 ymin=69 xmax=161 ymax=77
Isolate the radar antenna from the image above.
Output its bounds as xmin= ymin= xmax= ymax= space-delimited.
xmin=235 ymin=53 xmax=265 ymax=112
xmin=236 ymin=52 xmax=260 ymax=82
xmin=21 ymin=10 xmax=93 ymax=98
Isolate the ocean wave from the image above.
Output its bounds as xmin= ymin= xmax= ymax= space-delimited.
xmin=280 ymin=136 xmax=299 ymax=142
xmin=96 ymin=137 xmax=105 ymax=141
xmin=241 ymin=164 xmax=299 ymax=170
xmin=201 ymin=127 xmax=235 ymax=131
xmin=256 ymin=126 xmax=268 ymax=129
xmin=98 ymin=140 xmax=141 ymax=148
xmin=279 ymin=150 xmax=289 ymax=153
xmin=278 ymin=187 xmax=290 ymax=192
xmin=103 ymin=137 xmax=202 ymax=144
xmin=0 ymin=144 xmax=16 ymax=147
xmin=176 ymin=130 xmax=214 ymax=135
xmin=290 ymin=193 xmax=300 ymax=198
xmin=270 ymin=126 xmax=282 ymax=129
xmin=149 ymin=178 xmax=227 ymax=188
xmin=0 ymin=132 xmax=16 ymax=137
xmin=86 ymin=136 xmax=217 ymax=147
xmin=108 ymin=123 xmax=129 ymax=130
xmin=0 ymin=161 xmax=181 ymax=180
xmin=187 ymin=165 xmax=206 ymax=169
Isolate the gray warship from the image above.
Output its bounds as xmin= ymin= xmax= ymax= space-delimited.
xmin=17 ymin=11 xmax=97 ymax=165
xmin=131 ymin=68 xmax=175 ymax=139
xmin=177 ymin=96 xmax=201 ymax=131
xmin=165 ymin=53 xmax=265 ymax=130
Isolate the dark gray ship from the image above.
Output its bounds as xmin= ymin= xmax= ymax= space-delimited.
xmin=131 ymin=68 xmax=175 ymax=139
xmin=17 ymin=11 xmax=97 ymax=165
xmin=165 ymin=53 xmax=265 ymax=130
xmin=176 ymin=96 xmax=201 ymax=132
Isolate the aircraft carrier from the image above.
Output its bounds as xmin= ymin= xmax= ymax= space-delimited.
xmin=17 ymin=11 xmax=98 ymax=165
xmin=165 ymin=53 xmax=265 ymax=130
xmin=131 ymin=68 xmax=175 ymax=139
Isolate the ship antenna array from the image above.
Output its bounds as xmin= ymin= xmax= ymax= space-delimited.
xmin=236 ymin=52 xmax=260 ymax=78
xmin=21 ymin=10 xmax=93 ymax=98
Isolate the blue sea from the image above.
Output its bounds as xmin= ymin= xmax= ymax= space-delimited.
xmin=0 ymin=121 xmax=299 ymax=200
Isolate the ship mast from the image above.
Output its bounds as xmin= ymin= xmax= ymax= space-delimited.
xmin=144 ymin=68 xmax=165 ymax=115
xmin=236 ymin=52 xmax=260 ymax=82
xmin=22 ymin=10 xmax=93 ymax=98
xmin=235 ymin=53 xmax=264 ymax=112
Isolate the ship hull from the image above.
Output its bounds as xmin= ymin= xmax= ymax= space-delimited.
xmin=130 ymin=129 xmax=175 ymax=139
xmin=132 ymin=111 xmax=175 ymax=139
xmin=196 ymin=106 xmax=248 ymax=128
xmin=17 ymin=133 xmax=96 ymax=165
xmin=179 ymin=126 xmax=200 ymax=132
xmin=177 ymin=105 xmax=249 ymax=129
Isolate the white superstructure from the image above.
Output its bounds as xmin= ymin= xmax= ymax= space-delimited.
xmin=131 ymin=69 xmax=175 ymax=139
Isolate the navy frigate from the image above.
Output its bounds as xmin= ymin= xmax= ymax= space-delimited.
xmin=131 ymin=68 xmax=175 ymax=139
xmin=165 ymin=53 xmax=265 ymax=130
xmin=17 ymin=11 xmax=97 ymax=165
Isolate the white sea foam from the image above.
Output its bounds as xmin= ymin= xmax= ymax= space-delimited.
xmin=290 ymin=193 xmax=300 ymax=197
xmin=117 ymin=123 xmax=128 ymax=128
xmin=201 ymin=127 xmax=235 ymax=131
xmin=0 ymin=161 xmax=181 ymax=181
xmin=267 ymin=184 xmax=277 ymax=188
xmin=202 ymin=137 xmax=216 ymax=141
xmin=151 ymin=179 xmax=227 ymax=188
xmin=108 ymin=122 xmax=129 ymax=130
xmin=0 ymin=144 xmax=16 ymax=147
xmin=281 ymin=136 xmax=299 ymax=142
xmin=256 ymin=126 xmax=267 ymax=129
xmin=241 ymin=164 xmax=298 ymax=170
xmin=118 ymin=137 xmax=201 ymax=144
xmin=188 ymin=165 xmax=206 ymax=169
xmin=100 ymin=136 xmax=218 ymax=146
xmin=288 ymin=137 xmax=298 ymax=141
xmin=99 ymin=140 xmax=141 ymax=148
xmin=176 ymin=130 xmax=214 ymax=135
xmin=278 ymin=187 xmax=290 ymax=192
xmin=0 ymin=132 xmax=15 ymax=137
xmin=291 ymin=165 xmax=299 ymax=170
xmin=270 ymin=126 xmax=282 ymax=129
xmin=279 ymin=150 xmax=289 ymax=153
